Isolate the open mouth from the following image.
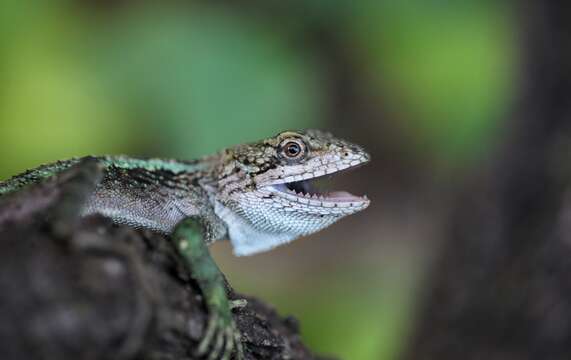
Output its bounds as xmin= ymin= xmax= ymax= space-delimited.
xmin=266 ymin=162 xmax=369 ymax=208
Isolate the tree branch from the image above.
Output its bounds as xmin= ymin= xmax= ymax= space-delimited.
xmin=0 ymin=166 xmax=321 ymax=360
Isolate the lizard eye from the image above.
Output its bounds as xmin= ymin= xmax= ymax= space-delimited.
xmin=280 ymin=139 xmax=306 ymax=160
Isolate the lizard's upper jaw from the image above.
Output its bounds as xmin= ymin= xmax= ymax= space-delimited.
xmin=261 ymin=157 xmax=370 ymax=211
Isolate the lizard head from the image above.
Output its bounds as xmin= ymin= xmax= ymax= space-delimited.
xmin=215 ymin=129 xmax=370 ymax=256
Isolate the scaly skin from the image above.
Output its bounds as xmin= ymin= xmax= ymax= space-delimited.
xmin=0 ymin=129 xmax=371 ymax=359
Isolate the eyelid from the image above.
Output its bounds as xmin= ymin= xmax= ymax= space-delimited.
xmin=281 ymin=138 xmax=304 ymax=147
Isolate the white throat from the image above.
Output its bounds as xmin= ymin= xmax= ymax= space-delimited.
xmin=213 ymin=201 xmax=298 ymax=256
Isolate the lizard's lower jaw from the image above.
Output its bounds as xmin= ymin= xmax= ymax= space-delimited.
xmin=267 ymin=183 xmax=369 ymax=209
xmin=261 ymin=162 xmax=370 ymax=211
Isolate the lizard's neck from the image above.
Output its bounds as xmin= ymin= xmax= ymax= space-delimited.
xmin=203 ymin=155 xmax=299 ymax=255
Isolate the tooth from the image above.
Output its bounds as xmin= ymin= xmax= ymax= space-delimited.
xmin=284 ymin=193 xmax=297 ymax=201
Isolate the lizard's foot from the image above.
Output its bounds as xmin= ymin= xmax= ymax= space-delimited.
xmin=171 ymin=218 xmax=245 ymax=359
xmin=197 ymin=310 xmax=244 ymax=360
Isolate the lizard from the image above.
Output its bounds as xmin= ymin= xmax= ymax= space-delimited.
xmin=0 ymin=129 xmax=370 ymax=359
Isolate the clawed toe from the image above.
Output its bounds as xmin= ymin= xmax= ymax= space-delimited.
xmin=196 ymin=315 xmax=243 ymax=360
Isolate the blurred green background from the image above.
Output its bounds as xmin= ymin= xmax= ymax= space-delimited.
xmin=0 ymin=1 xmax=517 ymax=359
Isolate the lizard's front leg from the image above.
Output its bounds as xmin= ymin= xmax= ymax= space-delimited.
xmin=173 ymin=217 xmax=244 ymax=360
